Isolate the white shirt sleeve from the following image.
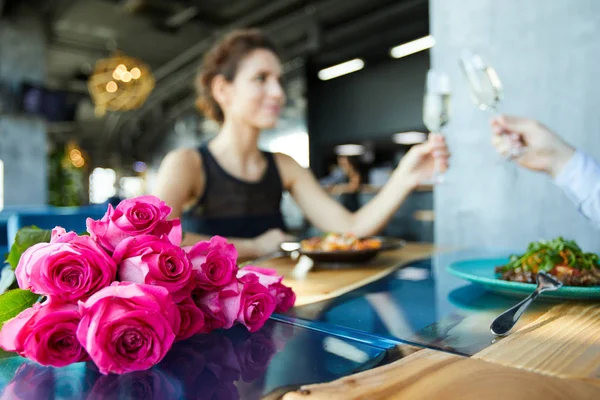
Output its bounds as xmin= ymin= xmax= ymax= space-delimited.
xmin=554 ymin=151 xmax=600 ymax=228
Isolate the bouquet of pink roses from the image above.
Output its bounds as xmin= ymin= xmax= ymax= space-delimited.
xmin=0 ymin=195 xmax=295 ymax=375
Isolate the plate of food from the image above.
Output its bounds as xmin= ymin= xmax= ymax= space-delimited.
xmin=289 ymin=233 xmax=405 ymax=264
xmin=447 ymin=237 xmax=600 ymax=300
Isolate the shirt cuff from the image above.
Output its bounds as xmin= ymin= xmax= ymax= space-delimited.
xmin=554 ymin=151 xmax=600 ymax=206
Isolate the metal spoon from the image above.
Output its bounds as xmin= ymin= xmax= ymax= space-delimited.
xmin=490 ymin=271 xmax=563 ymax=336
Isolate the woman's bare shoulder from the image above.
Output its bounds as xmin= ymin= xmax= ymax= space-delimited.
xmin=163 ymin=147 xmax=202 ymax=167
xmin=157 ymin=147 xmax=204 ymax=188
xmin=155 ymin=147 xmax=205 ymax=207
xmin=272 ymin=152 xmax=311 ymax=189
xmin=272 ymin=152 xmax=301 ymax=169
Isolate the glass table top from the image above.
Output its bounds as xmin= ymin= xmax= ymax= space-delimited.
xmin=0 ymin=249 xmax=560 ymax=399
xmin=282 ymin=249 xmax=558 ymax=356
xmin=0 ymin=318 xmax=399 ymax=400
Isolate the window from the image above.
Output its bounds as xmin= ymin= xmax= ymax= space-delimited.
xmin=265 ymin=131 xmax=310 ymax=168
xmin=89 ymin=168 xmax=116 ymax=204
xmin=119 ymin=177 xmax=145 ymax=199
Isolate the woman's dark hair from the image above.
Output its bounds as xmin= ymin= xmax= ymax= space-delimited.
xmin=195 ymin=29 xmax=280 ymax=123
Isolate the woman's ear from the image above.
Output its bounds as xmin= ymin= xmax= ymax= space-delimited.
xmin=211 ymin=75 xmax=230 ymax=109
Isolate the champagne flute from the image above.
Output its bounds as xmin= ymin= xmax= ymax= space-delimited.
xmin=423 ymin=69 xmax=451 ymax=183
xmin=459 ymin=50 xmax=523 ymax=157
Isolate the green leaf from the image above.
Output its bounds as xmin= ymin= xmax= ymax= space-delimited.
xmin=6 ymin=226 xmax=52 ymax=270
xmin=0 ymin=348 xmax=17 ymax=360
xmin=539 ymin=259 xmax=555 ymax=273
xmin=0 ymin=289 xmax=40 ymax=329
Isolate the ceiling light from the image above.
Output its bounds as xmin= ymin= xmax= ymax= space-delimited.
xmin=392 ymin=132 xmax=427 ymax=145
xmin=318 ymin=59 xmax=364 ymax=81
xmin=106 ymin=81 xmax=118 ymax=93
xmin=130 ymin=67 xmax=141 ymax=79
xmin=69 ymin=150 xmax=82 ymax=160
xmin=334 ymin=144 xmax=365 ymax=156
xmin=121 ymin=72 xmax=132 ymax=82
xmin=113 ymin=64 xmax=127 ymax=80
xmin=112 ymin=69 xmax=122 ymax=80
xmin=390 ymin=35 xmax=435 ymax=59
xmin=88 ymin=52 xmax=155 ymax=116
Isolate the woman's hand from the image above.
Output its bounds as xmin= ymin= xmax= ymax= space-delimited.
xmin=395 ymin=133 xmax=450 ymax=188
xmin=251 ymin=229 xmax=296 ymax=257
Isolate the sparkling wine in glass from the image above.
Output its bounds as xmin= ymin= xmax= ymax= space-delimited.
xmin=423 ymin=70 xmax=451 ymax=183
xmin=459 ymin=50 xmax=522 ymax=157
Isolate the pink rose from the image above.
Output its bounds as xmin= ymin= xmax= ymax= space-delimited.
xmin=0 ymin=300 xmax=88 ymax=367
xmin=269 ymin=282 xmax=296 ymax=313
xmin=87 ymin=369 xmax=182 ymax=400
xmin=86 ymin=195 xmax=182 ymax=253
xmin=192 ymin=281 xmax=241 ymax=333
xmin=237 ymin=266 xmax=281 ymax=286
xmin=1 ymin=363 xmax=54 ymax=400
xmin=113 ymin=235 xmax=193 ymax=303
xmin=175 ymin=297 xmax=206 ymax=341
xmin=160 ymin=335 xmax=240 ymax=400
xmin=238 ymin=266 xmax=296 ymax=313
xmin=2 ymin=363 xmax=90 ymax=400
xmin=77 ymin=282 xmax=180 ymax=375
xmin=261 ymin=319 xmax=295 ymax=352
xmin=187 ymin=236 xmax=237 ymax=291
xmin=15 ymin=227 xmax=117 ymax=302
xmin=236 ymin=275 xmax=276 ymax=332
xmin=235 ymin=331 xmax=278 ymax=382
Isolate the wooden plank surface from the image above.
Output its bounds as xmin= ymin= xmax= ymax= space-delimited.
xmin=474 ymin=302 xmax=600 ymax=382
xmin=282 ymin=349 xmax=600 ymax=400
xmin=266 ymin=244 xmax=600 ymax=399
xmin=255 ymin=243 xmax=436 ymax=306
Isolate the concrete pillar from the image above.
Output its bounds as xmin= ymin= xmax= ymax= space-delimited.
xmin=431 ymin=0 xmax=600 ymax=251
xmin=0 ymin=12 xmax=47 ymax=206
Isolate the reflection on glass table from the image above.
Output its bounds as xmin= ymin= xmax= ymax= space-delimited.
xmin=283 ymin=250 xmax=557 ymax=356
xmin=0 ymin=319 xmax=400 ymax=400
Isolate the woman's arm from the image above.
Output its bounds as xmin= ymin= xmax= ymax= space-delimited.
xmin=152 ymin=148 xmax=291 ymax=258
xmin=180 ymin=229 xmax=292 ymax=260
xmin=152 ymin=148 xmax=202 ymax=220
xmin=277 ymin=134 xmax=448 ymax=237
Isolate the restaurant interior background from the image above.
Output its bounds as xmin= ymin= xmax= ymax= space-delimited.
xmin=0 ymin=0 xmax=599 ymax=251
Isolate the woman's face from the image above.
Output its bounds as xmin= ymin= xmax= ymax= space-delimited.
xmin=220 ymin=49 xmax=285 ymax=129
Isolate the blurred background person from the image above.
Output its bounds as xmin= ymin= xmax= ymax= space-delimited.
xmin=153 ymin=29 xmax=449 ymax=259
xmin=320 ymin=155 xmax=362 ymax=212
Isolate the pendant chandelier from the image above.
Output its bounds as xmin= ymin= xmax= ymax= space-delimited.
xmin=88 ymin=52 xmax=155 ymax=116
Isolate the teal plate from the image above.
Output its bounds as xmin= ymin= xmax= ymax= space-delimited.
xmin=447 ymin=257 xmax=600 ymax=301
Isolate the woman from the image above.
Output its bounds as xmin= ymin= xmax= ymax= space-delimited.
xmin=320 ymin=155 xmax=362 ymax=212
xmin=153 ymin=29 xmax=450 ymax=258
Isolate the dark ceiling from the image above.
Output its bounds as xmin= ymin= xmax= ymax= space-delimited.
xmin=3 ymin=0 xmax=429 ymax=167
